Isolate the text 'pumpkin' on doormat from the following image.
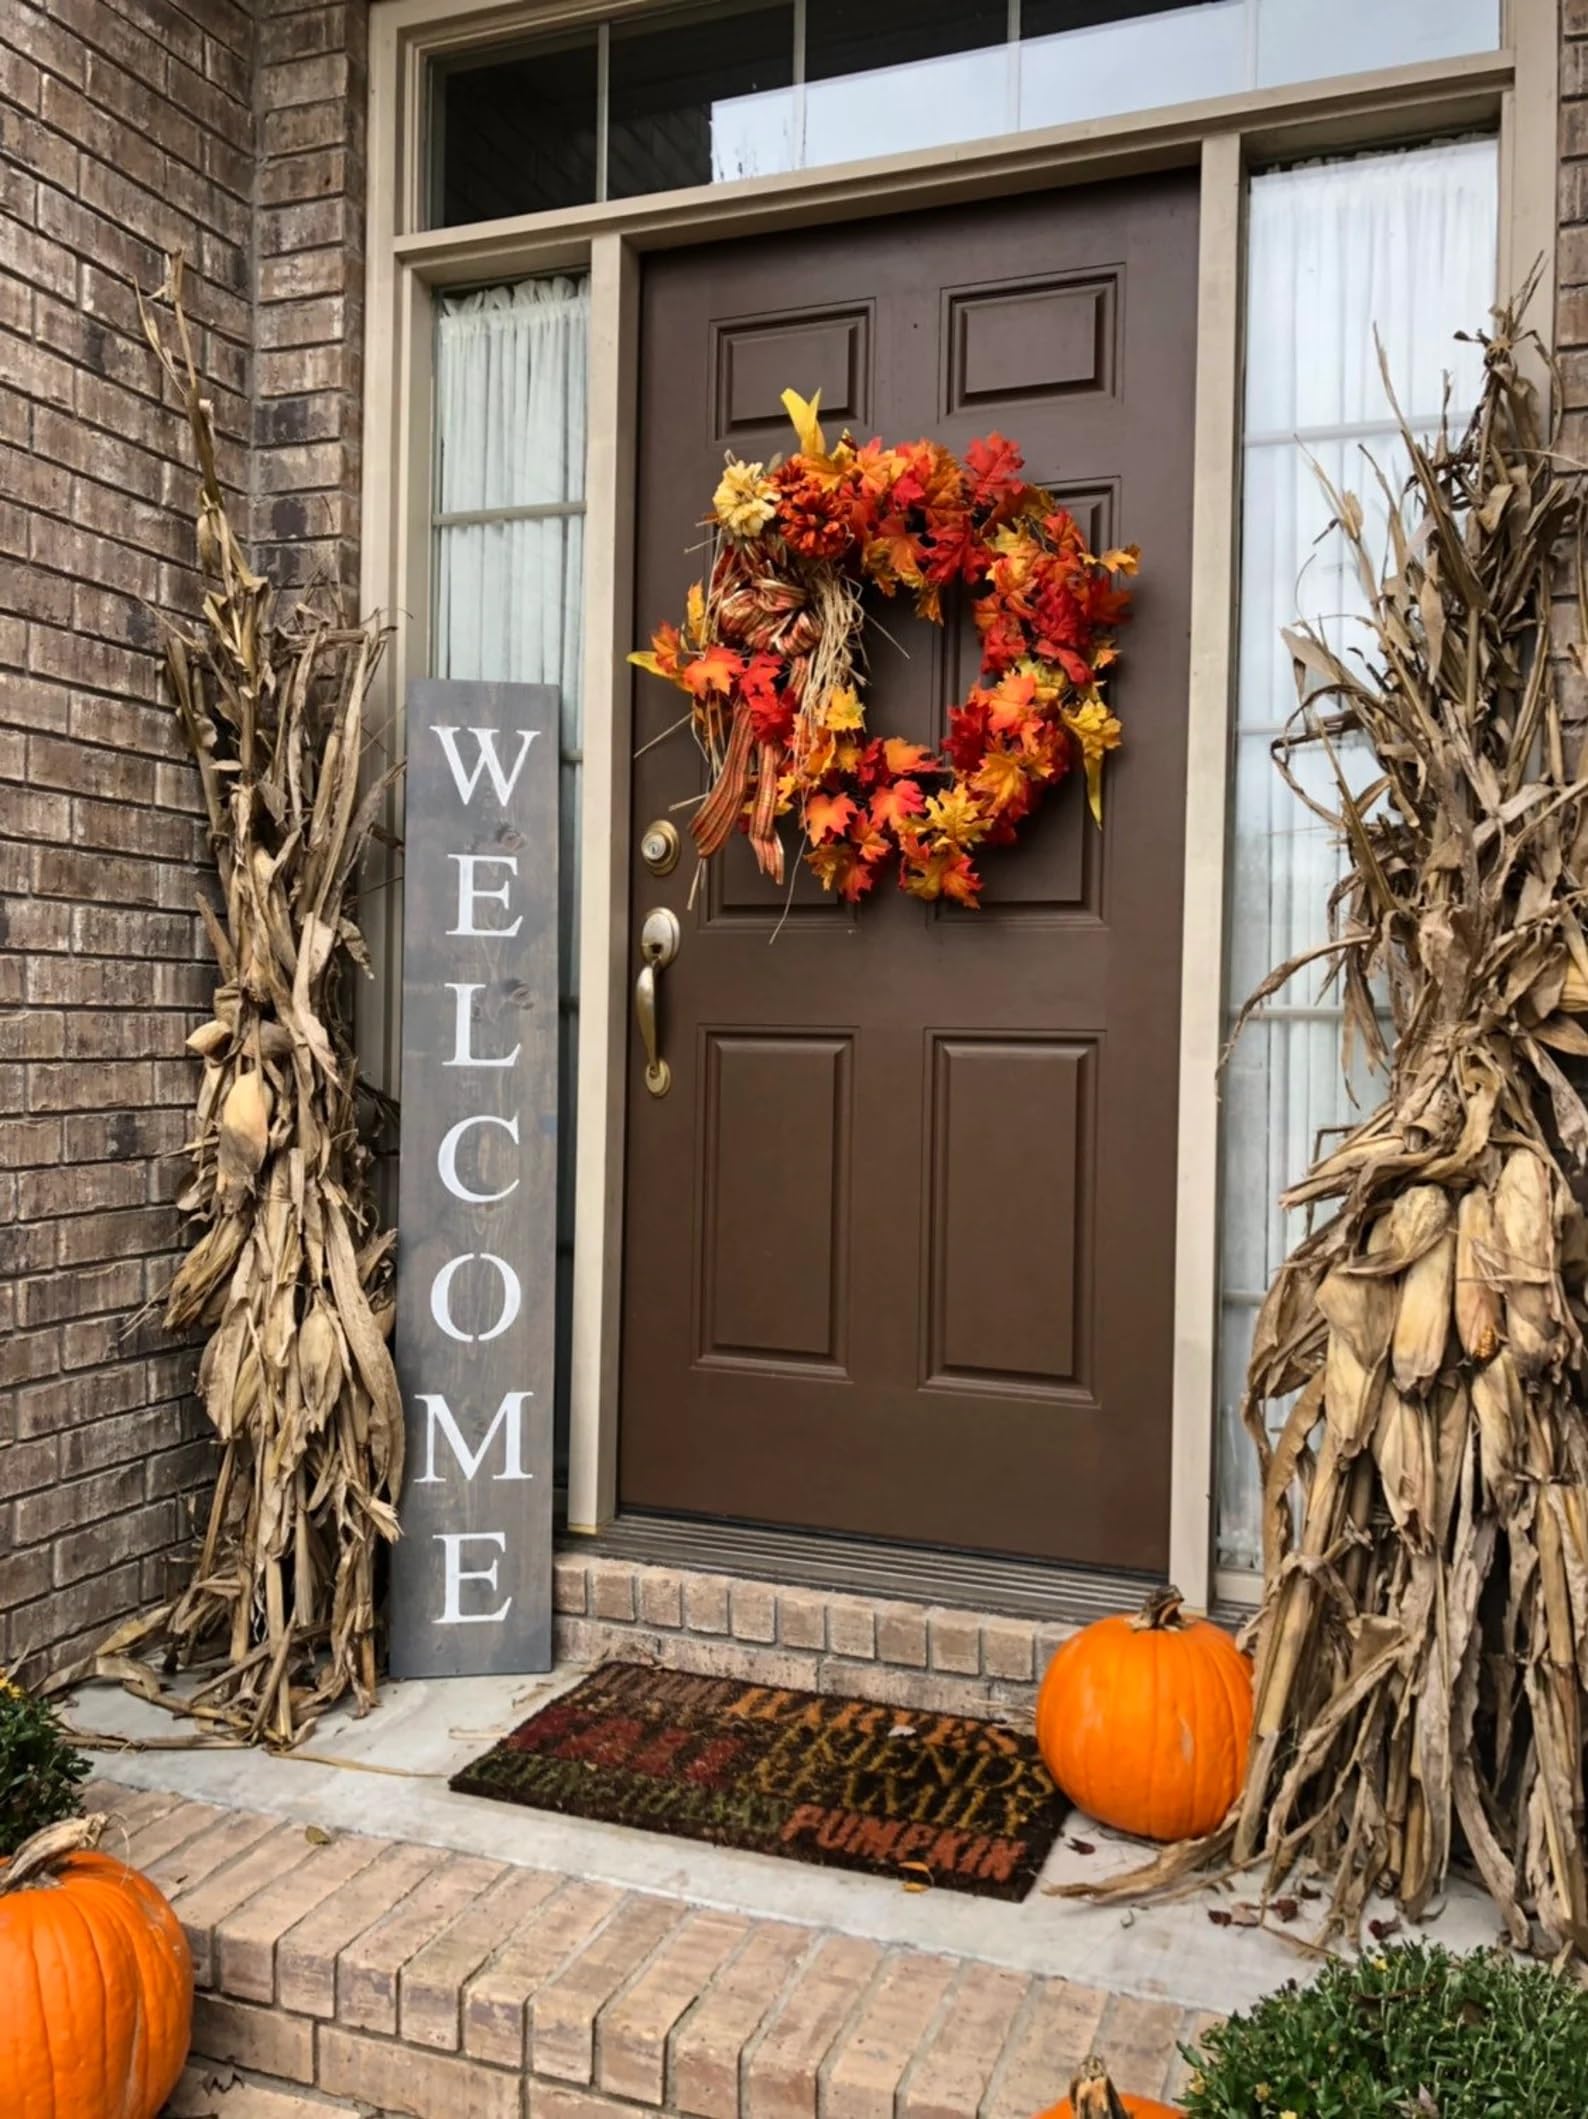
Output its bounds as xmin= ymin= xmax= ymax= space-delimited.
xmin=450 ymin=1661 xmax=1068 ymax=1901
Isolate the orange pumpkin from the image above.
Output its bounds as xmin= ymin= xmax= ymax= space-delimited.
xmin=1036 ymin=1585 xmax=1253 ymax=1842
xmin=1040 ymin=2055 xmax=1182 ymax=2117
xmin=0 ymin=1814 xmax=193 ymax=2119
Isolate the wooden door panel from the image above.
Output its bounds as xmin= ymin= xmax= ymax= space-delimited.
xmin=698 ymin=1033 xmax=851 ymax=1372
xmin=943 ymin=271 xmax=1118 ymax=411
xmin=925 ymin=1037 xmax=1092 ymax=1394
xmin=713 ymin=305 xmax=873 ymax=442
xmin=620 ymin=175 xmax=1199 ymax=1569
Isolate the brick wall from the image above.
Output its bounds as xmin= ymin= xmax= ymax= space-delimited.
xmin=0 ymin=0 xmax=367 ymax=1678
xmin=254 ymin=2 xmax=366 ymax=598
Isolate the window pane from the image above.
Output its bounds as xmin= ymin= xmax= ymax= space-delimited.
xmin=1216 ymin=141 xmax=1497 ymax=1577
xmin=1019 ymin=1 xmax=1243 ymax=129
xmin=433 ymin=274 xmax=590 ymax=1471
xmin=1255 ymin=0 xmax=1499 ymax=88
xmin=803 ymin=0 xmax=1011 ymax=168
xmin=607 ymin=2 xmax=795 ymax=198
xmin=434 ymin=280 xmax=588 ymax=513
xmin=433 ymin=31 xmax=598 ymax=227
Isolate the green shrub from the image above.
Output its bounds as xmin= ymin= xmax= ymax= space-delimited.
xmin=1183 ymin=1939 xmax=1588 ymax=2118
xmin=0 ymin=1676 xmax=90 ymax=1856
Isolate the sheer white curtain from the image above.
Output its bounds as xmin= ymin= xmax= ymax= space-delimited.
xmin=433 ymin=273 xmax=590 ymax=1457
xmin=1216 ymin=141 xmax=1497 ymax=1574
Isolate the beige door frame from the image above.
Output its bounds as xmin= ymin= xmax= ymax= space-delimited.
xmin=360 ymin=0 xmax=1555 ymax=1609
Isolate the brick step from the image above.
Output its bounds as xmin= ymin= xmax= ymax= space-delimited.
xmin=93 ymin=1780 xmax=1211 ymax=2119
xmin=549 ymin=1551 xmax=1067 ymax=1725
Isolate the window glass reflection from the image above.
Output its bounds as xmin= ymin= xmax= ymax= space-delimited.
xmin=1020 ymin=2 xmax=1243 ymax=129
xmin=1254 ymin=0 xmax=1501 ymax=89
xmin=434 ymin=31 xmax=598 ymax=226
xmin=801 ymin=0 xmax=1013 ymax=165
xmin=608 ymin=2 xmax=795 ymax=198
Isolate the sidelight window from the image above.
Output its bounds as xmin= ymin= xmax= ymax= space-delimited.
xmin=427 ymin=0 xmax=1499 ymax=227
xmin=431 ymin=272 xmax=590 ymax=1463
xmin=1214 ymin=139 xmax=1499 ymax=1577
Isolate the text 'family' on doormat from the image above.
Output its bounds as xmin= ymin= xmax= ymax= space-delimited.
xmin=449 ymin=1660 xmax=1067 ymax=1901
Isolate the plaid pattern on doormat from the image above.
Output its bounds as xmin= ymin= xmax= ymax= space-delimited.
xmin=450 ymin=1660 xmax=1067 ymax=1901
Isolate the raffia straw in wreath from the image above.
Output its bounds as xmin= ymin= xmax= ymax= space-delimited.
xmin=46 ymin=257 xmax=404 ymax=1750
xmin=1063 ymin=276 xmax=1588 ymax=1959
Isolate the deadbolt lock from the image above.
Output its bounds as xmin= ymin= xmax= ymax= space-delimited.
xmin=639 ymin=818 xmax=681 ymax=875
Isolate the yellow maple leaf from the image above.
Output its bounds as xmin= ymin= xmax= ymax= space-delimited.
xmin=781 ymin=386 xmax=828 ymax=461
xmin=684 ymin=580 xmax=707 ymax=646
xmin=1100 ymin=544 xmax=1141 ymax=575
xmin=922 ymin=783 xmax=989 ymax=851
xmin=824 ymin=686 xmax=865 ymax=731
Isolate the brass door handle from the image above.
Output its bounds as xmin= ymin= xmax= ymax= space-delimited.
xmin=635 ymin=907 xmax=681 ymax=1096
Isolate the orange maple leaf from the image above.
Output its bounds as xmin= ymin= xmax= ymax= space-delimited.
xmin=881 ymin=738 xmax=937 ymax=778
xmin=870 ymin=779 xmax=925 ymax=832
xmin=987 ymin=672 xmax=1038 ymax=736
xmin=681 ymin=643 xmax=743 ymax=699
xmin=973 ymin=748 xmax=1031 ymax=814
xmin=805 ymin=791 xmax=857 ymax=843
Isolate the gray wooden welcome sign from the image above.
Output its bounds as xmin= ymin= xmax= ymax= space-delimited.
xmin=390 ymin=679 xmax=559 ymax=1679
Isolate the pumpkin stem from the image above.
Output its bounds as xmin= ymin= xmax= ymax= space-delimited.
xmin=1069 ymin=2056 xmax=1132 ymax=2119
xmin=0 ymin=1812 xmax=106 ymax=1895
xmin=1130 ymin=1585 xmax=1188 ymax=1632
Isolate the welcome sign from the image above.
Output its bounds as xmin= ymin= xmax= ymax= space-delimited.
xmin=389 ymin=679 xmax=559 ymax=1679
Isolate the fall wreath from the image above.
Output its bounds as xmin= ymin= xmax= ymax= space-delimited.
xmin=630 ymin=389 xmax=1139 ymax=907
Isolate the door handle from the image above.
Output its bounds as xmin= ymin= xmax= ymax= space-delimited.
xmin=635 ymin=907 xmax=681 ymax=1097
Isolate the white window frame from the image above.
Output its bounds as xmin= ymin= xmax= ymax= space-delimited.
xmin=360 ymin=0 xmax=1557 ymax=1608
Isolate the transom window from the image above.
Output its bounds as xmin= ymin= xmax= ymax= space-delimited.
xmin=427 ymin=0 xmax=1499 ymax=226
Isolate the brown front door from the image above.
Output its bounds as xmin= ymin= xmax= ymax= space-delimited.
xmin=620 ymin=174 xmax=1198 ymax=1572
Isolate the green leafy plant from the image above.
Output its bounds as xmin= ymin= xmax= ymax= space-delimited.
xmin=1183 ymin=1940 xmax=1588 ymax=2117
xmin=0 ymin=1676 xmax=90 ymax=1857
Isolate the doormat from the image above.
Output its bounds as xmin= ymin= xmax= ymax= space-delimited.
xmin=449 ymin=1660 xmax=1067 ymax=1901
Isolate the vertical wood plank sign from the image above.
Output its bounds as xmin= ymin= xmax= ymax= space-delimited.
xmin=390 ymin=679 xmax=560 ymax=1678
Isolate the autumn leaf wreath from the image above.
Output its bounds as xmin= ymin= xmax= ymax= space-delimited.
xmin=630 ymin=389 xmax=1140 ymax=907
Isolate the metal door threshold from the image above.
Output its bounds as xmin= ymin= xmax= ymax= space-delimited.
xmin=559 ymin=1511 xmax=1160 ymax=1627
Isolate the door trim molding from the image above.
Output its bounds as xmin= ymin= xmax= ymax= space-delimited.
xmin=360 ymin=0 xmax=1556 ymax=1608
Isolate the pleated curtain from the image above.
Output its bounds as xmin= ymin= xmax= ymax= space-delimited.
xmin=1216 ymin=140 xmax=1498 ymax=1573
xmin=432 ymin=273 xmax=591 ymax=1463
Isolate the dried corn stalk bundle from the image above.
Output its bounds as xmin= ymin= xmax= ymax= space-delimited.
xmin=1079 ymin=286 xmax=1588 ymax=1956
xmin=1226 ymin=288 xmax=1588 ymax=1954
xmin=55 ymin=259 xmax=403 ymax=1748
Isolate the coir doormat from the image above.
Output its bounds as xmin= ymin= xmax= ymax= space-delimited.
xmin=450 ymin=1660 xmax=1067 ymax=1901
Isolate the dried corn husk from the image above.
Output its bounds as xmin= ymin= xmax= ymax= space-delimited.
xmin=1392 ymin=1232 xmax=1454 ymax=1394
xmin=1455 ymin=1188 xmax=1504 ymax=1362
xmin=1068 ymin=279 xmax=1588 ymax=1960
xmin=49 ymin=257 xmax=403 ymax=1750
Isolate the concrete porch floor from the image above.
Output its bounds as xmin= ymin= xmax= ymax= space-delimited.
xmin=55 ymin=1553 xmax=1513 ymax=2119
xmin=73 ymin=1659 xmax=1502 ymax=2024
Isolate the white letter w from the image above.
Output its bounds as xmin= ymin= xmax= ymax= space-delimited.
xmin=430 ymin=726 xmax=539 ymax=805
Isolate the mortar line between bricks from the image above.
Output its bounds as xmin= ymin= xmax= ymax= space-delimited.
xmin=890 ymin=1952 xmax=981 ymax=2119
xmin=735 ymin=1928 xmax=829 ymax=2119
xmin=123 ymin=1800 xmax=239 ymax=1874
xmin=523 ymin=1884 xmax=650 ymax=2077
xmin=814 ymin=1946 xmax=897 ymax=2119
xmin=316 ymin=1839 xmax=459 ymax=1979
xmin=659 ymin=1911 xmax=768 ymax=2113
xmin=972 ymin=1974 xmax=1044 ymax=2119
xmin=591 ymin=1895 xmax=704 ymax=2089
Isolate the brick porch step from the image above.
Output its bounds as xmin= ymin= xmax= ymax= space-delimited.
xmin=93 ymin=1777 xmax=1211 ymax=2119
